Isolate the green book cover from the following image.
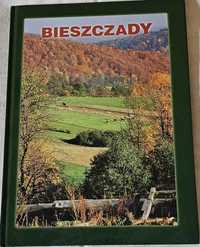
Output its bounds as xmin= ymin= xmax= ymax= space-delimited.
xmin=1 ymin=0 xmax=199 ymax=245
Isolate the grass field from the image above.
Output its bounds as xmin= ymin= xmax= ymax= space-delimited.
xmin=42 ymin=95 xmax=155 ymax=185
xmin=57 ymin=160 xmax=88 ymax=185
xmin=43 ymin=139 xmax=107 ymax=166
xmin=47 ymin=106 xmax=124 ymax=140
xmin=43 ymin=96 xmax=125 ymax=185
xmin=57 ymin=96 xmax=154 ymax=111
xmin=57 ymin=96 xmax=126 ymax=109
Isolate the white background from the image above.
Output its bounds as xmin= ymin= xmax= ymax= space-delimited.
xmin=0 ymin=0 xmax=200 ymax=246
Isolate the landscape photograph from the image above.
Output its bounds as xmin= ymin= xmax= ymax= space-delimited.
xmin=16 ymin=14 xmax=177 ymax=227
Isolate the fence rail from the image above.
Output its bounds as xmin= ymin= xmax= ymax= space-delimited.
xmin=18 ymin=188 xmax=176 ymax=222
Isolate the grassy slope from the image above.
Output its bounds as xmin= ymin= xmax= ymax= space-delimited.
xmin=47 ymin=105 xmax=124 ymax=140
xmin=44 ymin=96 xmax=124 ymax=185
xmin=57 ymin=96 xmax=154 ymax=111
xmin=39 ymin=95 xmax=155 ymax=185
xmin=58 ymin=96 xmax=126 ymax=108
xmin=43 ymin=139 xmax=107 ymax=166
xmin=57 ymin=160 xmax=88 ymax=185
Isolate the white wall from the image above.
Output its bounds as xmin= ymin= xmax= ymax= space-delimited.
xmin=0 ymin=0 xmax=200 ymax=246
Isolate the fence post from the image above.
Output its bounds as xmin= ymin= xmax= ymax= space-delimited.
xmin=141 ymin=187 xmax=156 ymax=221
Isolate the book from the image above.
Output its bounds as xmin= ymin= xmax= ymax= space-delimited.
xmin=1 ymin=0 xmax=199 ymax=245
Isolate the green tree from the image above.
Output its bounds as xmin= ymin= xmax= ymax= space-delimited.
xmin=47 ymin=72 xmax=70 ymax=96
xmin=143 ymin=140 xmax=175 ymax=189
xmin=111 ymin=84 xmax=129 ymax=96
xmin=72 ymin=83 xmax=87 ymax=96
xmin=68 ymin=130 xmax=117 ymax=147
xmin=83 ymin=132 xmax=152 ymax=199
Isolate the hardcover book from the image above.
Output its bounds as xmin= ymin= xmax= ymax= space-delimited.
xmin=1 ymin=0 xmax=199 ymax=245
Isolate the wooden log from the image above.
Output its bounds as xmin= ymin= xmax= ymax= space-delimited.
xmin=21 ymin=203 xmax=53 ymax=213
xmin=17 ymin=199 xmax=121 ymax=214
xmin=156 ymin=190 xmax=176 ymax=194
xmin=140 ymin=198 xmax=175 ymax=204
xmin=54 ymin=199 xmax=120 ymax=209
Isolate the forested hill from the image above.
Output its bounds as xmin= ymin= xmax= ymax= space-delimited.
xmin=23 ymin=33 xmax=170 ymax=83
xmin=97 ymin=29 xmax=169 ymax=52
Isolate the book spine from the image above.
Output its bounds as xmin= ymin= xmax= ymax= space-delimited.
xmin=1 ymin=6 xmax=18 ymax=246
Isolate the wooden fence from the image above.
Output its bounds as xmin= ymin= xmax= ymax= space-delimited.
xmin=18 ymin=187 xmax=176 ymax=224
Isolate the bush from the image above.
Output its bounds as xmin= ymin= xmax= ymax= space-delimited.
xmin=111 ymin=84 xmax=129 ymax=96
xmin=47 ymin=73 xmax=70 ymax=96
xmin=143 ymin=140 xmax=175 ymax=189
xmin=71 ymin=83 xmax=88 ymax=96
xmin=82 ymin=132 xmax=152 ymax=198
xmin=68 ymin=130 xmax=117 ymax=147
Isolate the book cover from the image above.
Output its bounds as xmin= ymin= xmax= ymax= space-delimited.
xmin=1 ymin=0 xmax=198 ymax=245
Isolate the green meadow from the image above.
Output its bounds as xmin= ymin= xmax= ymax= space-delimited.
xmin=44 ymin=96 xmax=126 ymax=185
xmin=57 ymin=96 xmax=126 ymax=109
xmin=57 ymin=160 xmax=88 ymax=185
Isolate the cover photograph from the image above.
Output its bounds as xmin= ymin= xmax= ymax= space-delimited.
xmin=1 ymin=0 xmax=199 ymax=245
xmin=19 ymin=13 xmax=174 ymax=227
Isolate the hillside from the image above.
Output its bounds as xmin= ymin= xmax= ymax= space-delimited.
xmin=97 ymin=29 xmax=169 ymax=52
xmin=23 ymin=33 xmax=170 ymax=83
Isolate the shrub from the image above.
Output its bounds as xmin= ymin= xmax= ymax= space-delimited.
xmin=71 ymin=83 xmax=88 ymax=96
xmin=82 ymin=132 xmax=152 ymax=198
xmin=143 ymin=140 xmax=175 ymax=189
xmin=47 ymin=73 xmax=70 ymax=96
xmin=111 ymin=84 xmax=129 ymax=96
xmin=68 ymin=130 xmax=117 ymax=147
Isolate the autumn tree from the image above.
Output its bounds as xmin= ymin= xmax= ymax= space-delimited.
xmin=18 ymin=71 xmax=49 ymax=201
xmin=17 ymin=141 xmax=66 ymax=205
xmin=130 ymin=72 xmax=173 ymax=143
xmin=148 ymin=72 xmax=173 ymax=141
xmin=125 ymin=74 xmax=156 ymax=153
xmin=125 ymin=107 xmax=157 ymax=153
xmin=125 ymin=72 xmax=175 ymax=190
xmin=47 ymin=72 xmax=70 ymax=96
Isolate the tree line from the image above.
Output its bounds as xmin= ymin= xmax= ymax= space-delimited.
xmin=47 ymin=72 xmax=130 ymax=97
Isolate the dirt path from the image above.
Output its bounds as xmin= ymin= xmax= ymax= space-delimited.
xmin=63 ymin=104 xmax=157 ymax=119
xmin=63 ymin=104 xmax=131 ymax=117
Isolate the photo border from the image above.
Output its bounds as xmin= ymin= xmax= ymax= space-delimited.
xmin=1 ymin=0 xmax=199 ymax=245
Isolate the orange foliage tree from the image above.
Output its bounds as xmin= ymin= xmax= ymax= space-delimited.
xmin=148 ymin=72 xmax=173 ymax=141
xmin=127 ymin=72 xmax=173 ymax=153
